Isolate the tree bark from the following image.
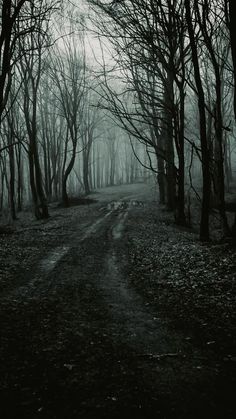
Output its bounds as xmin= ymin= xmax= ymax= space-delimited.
xmin=164 ymin=70 xmax=176 ymax=211
xmin=62 ymin=146 xmax=77 ymax=207
xmin=185 ymin=0 xmax=211 ymax=241
xmin=83 ymin=151 xmax=90 ymax=195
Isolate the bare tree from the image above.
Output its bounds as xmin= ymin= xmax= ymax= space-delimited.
xmin=49 ymin=34 xmax=86 ymax=207
xmin=80 ymin=89 xmax=101 ymax=194
xmin=89 ymin=0 xmax=191 ymax=225
xmin=17 ymin=1 xmax=57 ymax=219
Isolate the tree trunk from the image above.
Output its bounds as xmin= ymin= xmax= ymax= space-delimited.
xmin=164 ymin=70 xmax=176 ymax=210
xmin=200 ymin=10 xmax=229 ymax=235
xmin=33 ymin=144 xmax=49 ymax=218
xmin=157 ymin=154 xmax=166 ymax=205
xmin=16 ymin=144 xmax=23 ymax=212
xmin=83 ymin=151 xmax=90 ymax=195
xmin=8 ymin=141 xmax=17 ymax=220
xmin=28 ymin=148 xmax=41 ymax=220
xmin=61 ymin=147 xmax=76 ymax=207
xmin=227 ymin=0 xmax=236 ymax=232
xmin=185 ymin=0 xmax=211 ymax=241
xmin=31 ymin=95 xmax=49 ymax=219
xmin=175 ymin=82 xmax=186 ymax=225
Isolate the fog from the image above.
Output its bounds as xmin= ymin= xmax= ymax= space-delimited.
xmin=0 ymin=0 xmax=236 ymax=240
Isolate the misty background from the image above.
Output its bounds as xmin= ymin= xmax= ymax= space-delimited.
xmin=0 ymin=0 xmax=236 ymax=241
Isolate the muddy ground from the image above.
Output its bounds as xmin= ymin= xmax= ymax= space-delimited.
xmin=0 ymin=183 xmax=235 ymax=419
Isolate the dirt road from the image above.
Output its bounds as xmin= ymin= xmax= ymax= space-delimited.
xmin=0 ymin=184 xmax=235 ymax=418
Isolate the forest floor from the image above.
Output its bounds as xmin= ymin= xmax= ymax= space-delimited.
xmin=0 ymin=183 xmax=236 ymax=419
